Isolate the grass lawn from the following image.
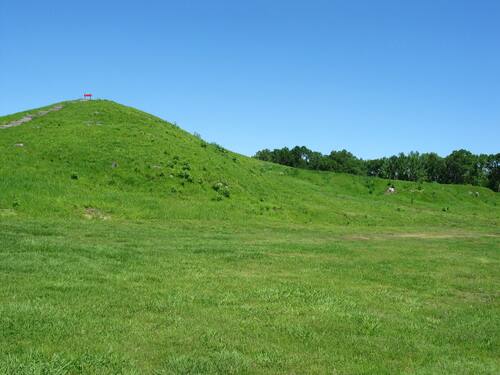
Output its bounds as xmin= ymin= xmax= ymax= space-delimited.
xmin=1 ymin=100 xmax=499 ymax=374
xmin=1 ymin=217 xmax=499 ymax=374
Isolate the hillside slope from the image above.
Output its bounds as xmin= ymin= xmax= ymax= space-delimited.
xmin=1 ymin=100 xmax=499 ymax=374
xmin=0 ymin=99 xmax=498 ymax=230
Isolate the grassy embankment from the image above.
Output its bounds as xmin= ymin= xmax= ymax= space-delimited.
xmin=1 ymin=100 xmax=498 ymax=374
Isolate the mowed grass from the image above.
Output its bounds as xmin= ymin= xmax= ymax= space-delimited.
xmin=0 ymin=100 xmax=499 ymax=374
xmin=1 ymin=218 xmax=499 ymax=374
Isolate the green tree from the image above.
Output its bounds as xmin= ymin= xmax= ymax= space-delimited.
xmin=328 ymin=150 xmax=365 ymax=175
xmin=421 ymin=152 xmax=445 ymax=182
xmin=486 ymin=153 xmax=500 ymax=192
xmin=443 ymin=149 xmax=475 ymax=184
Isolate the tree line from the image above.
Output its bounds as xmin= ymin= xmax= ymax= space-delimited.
xmin=254 ymin=146 xmax=500 ymax=192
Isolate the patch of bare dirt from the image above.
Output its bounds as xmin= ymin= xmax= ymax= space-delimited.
xmin=83 ymin=207 xmax=110 ymax=220
xmin=344 ymin=232 xmax=499 ymax=241
xmin=0 ymin=104 xmax=63 ymax=129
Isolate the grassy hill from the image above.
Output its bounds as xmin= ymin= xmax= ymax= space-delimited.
xmin=1 ymin=100 xmax=499 ymax=374
xmin=1 ymin=99 xmax=498 ymax=228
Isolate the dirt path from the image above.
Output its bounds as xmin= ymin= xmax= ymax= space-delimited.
xmin=344 ymin=232 xmax=500 ymax=241
xmin=0 ymin=104 xmax=63 ymax=129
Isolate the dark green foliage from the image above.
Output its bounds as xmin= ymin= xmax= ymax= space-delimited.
xmin=177 ymin=170 xmax=194 ymax=183
xmin=443 ymin=149 xmax=476 ymax=184
xmin=328 ymin=149 xmax=366 ymax=175
xmin=211 ymin=143 xmax=227 ymax=154
xmin=212 ymin=181 xmax=230 ymax=198
xmin=485 ymin=153 xmax=500 ymax=192
xmin=364 ymin=178 xmax=375 ymax=194
xmin=255 ymin=147 xmax=499 ymax=191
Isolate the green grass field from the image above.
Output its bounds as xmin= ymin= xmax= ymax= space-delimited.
xmin=1 ymin=100 xmax=499 ymax=374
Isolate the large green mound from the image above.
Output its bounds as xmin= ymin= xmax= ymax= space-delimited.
xmin=1 ymin=100 xmax=499 ymax=374
xmin=0 ymin=99 xmax=498 ymax=229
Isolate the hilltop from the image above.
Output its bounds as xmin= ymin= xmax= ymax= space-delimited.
xmin=1 ymin=100 xmax=499 ymax=374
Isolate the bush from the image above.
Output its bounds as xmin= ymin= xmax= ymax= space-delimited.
xmin=211 ymin=143 xmax=227 ymax=154
xmin=177 ymin=170 xmax=193 ymax=183
xmin=213 ymin=181 xmax=230 ymax=198
xmin=12 ymin=199 xmax=20 ymax=208
xmin=364 ymin=178 xmax=375 ymax=194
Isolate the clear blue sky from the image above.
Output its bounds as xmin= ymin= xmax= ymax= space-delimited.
xmin=1 ymin=0 xmax=499 ymax=158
